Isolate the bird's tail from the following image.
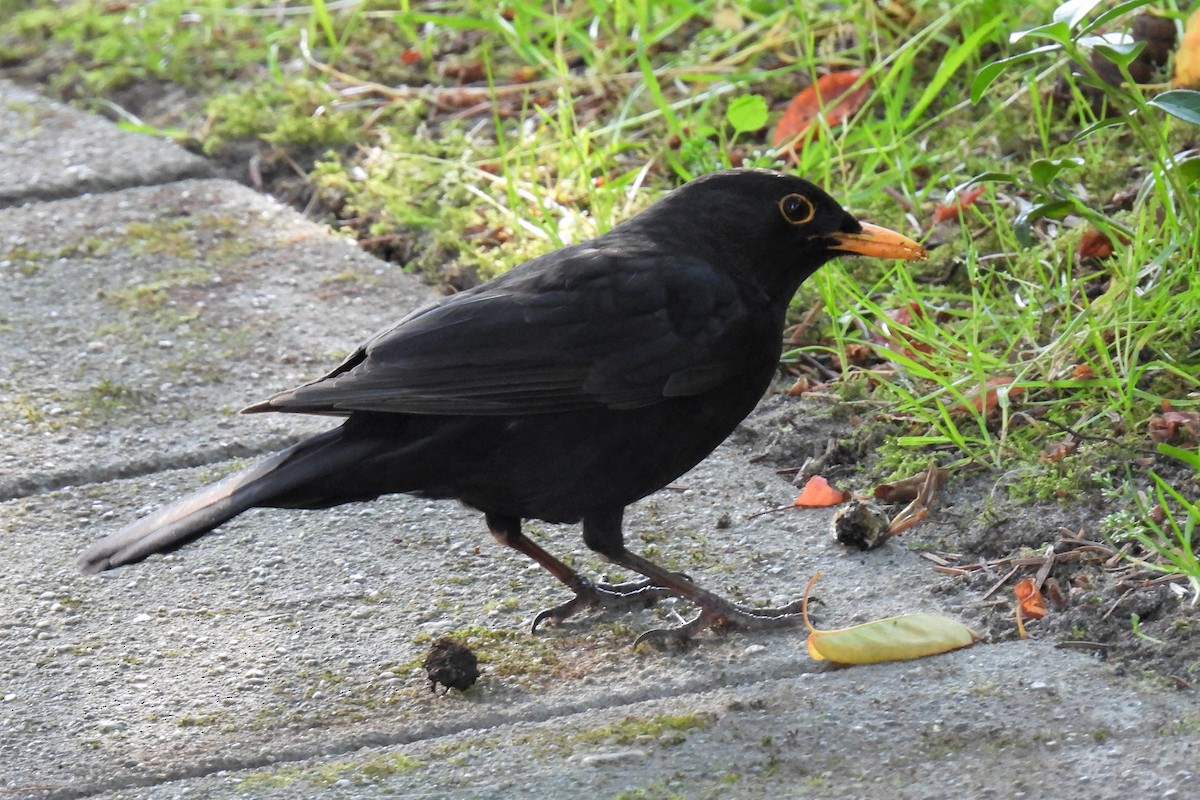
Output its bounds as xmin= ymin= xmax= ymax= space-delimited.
xmin=77 ymin=426 xmax=371 ymax=574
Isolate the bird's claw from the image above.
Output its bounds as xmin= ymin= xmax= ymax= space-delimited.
xmin=530 ymin=577 xmax=676 ymax=632
xmin=633 ymin=600 xmax=807 ymax=648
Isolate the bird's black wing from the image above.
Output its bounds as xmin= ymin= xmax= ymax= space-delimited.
xmin=248 ymin=246 xmax=771 ymax=416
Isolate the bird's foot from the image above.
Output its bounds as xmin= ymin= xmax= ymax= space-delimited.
xmin=633 ymin=598 xmax=806 ymax=648
xmin=531 ymin=576 xmax=681 ymax=632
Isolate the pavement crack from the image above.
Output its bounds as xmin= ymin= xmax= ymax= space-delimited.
xmin=0 ymin=434 xmax=308 ymax=501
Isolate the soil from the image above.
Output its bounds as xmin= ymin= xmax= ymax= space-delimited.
xmin=743 ymin=393 xmax=1200 ymax=687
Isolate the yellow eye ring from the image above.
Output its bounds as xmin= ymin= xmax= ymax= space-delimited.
xmin=779 ymin=193 xmax=816 ymax=225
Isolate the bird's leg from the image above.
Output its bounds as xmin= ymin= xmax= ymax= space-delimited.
xmin=485 ymin=514 xmax=675 ymax=631
xmin=581 ymin=510 xmax=806 ymax=647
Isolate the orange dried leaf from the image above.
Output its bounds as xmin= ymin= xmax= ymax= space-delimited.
xmin=785 ymin=375 xmax=811 ymax=396
xmin=1077 ymin=228 xmax=1115 ymax=258
xmin=1173 ymin=7 xmax=1200 ymax=88
xmin=511 ymin=65 xmax=541 ymax=83
xmin=953 ymin=376 xmax=1024 ymax=414
xmin=772 ymin=69 xmax=871 ymax=148
xmin=1014 ymin=578 xmax=1047 ymax=620
xmin=803 ymin=573 xmax=978 ymax=665
xmin=932 ymin=185 xmax=986 ymax=224
xmin=794 ymin=475 xmax=849 ymax=508
xmin=884 ymin=301 xmax=924 ymax=327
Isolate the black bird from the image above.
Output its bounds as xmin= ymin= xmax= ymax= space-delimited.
xmin=78 ymin=168 xmax=925 ymax=645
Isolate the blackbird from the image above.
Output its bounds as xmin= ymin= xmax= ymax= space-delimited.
xmin=78 ymin=168 xmax=926 ymax=645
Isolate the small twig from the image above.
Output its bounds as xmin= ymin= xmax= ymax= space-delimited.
xmin=886 ymin=460 xmax=941 ymax=536
xmin=880 ymin=185 xmax=916 ymax=212
xmin=1013 ymin=412 xmax=1153 ymax=454
xmin=1101 ymin=586 xmax=1137 ymax=620
xmin=919 ymin=552 xmax=954 ymax=567
xmin=1105 ymin=543 xmax=1134 ymax=569
xmin=789 ymin=350 xmax=841 ymax=382
xmin=982 ymin=565 xmax=1021 ymax=601
xmin=1033 ymin=544 xmax=1056 ymax=590
xmin=1054 ymin=640 xmax=1111 ymax=652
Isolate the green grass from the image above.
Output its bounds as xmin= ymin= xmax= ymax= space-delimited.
xmin=2 ymin=0 xmax=1198 ymax=581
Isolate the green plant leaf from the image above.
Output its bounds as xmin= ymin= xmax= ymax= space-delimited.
xmin=1072 ymin=114 xmax=1131 ymax=141
xmin=1085 ymin=0 xmax=1159 ymax=35
xmin=1088 ymin=38 xmax=1145 ymax=70
xmin=1167 ymin=155 xmax=1200 ymax=187
xmin=725 ymin=94 xmax=768 ymax=135
xmin=1053 ymin=0 xmax=1104 ymax=29
xmin=1030 ymin=157 xmax=1084 ymax=186
xmin=1149 ymin=90 xmax=1200 ymax=127
xmin=1130 ymin=613 xmax=1165 ymax=644
xmin=961 ymin=171 xmax=1018 ymax=187
xmin=971 ymin=44 xmax=1061 ymax=103
xmin=1010 ymin=20 xmax=1072 ymax=46
xmin=1158 ymin=443 xmax=1200 ymax=472
xmin=1014 ymin=199 xmax=1074 ymax=246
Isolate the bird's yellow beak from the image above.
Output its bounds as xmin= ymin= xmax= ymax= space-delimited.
xmin=829 ymin=222 xmax=927 ymax=261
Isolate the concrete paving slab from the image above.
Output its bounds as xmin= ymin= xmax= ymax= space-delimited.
xmin=4 ymin=448 xmax=1197 ymax=800
xmin=68 ymin=641 xmax=1193 ymax=800
xmin=0 ymin=81 xmax=211 ymax=208
xmin=0 ymin=179 xmax=437 ymax=499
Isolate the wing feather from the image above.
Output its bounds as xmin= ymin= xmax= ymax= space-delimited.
xmin=250 ymin=247 xmax=769 ymax=416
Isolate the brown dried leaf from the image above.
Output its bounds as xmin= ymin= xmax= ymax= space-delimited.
xmin=874 ymin=466 xmax=950 ymax=504
xmin=772 ymin=70 xmax=871 ymax=149
xmin=1148 ymin=411 xmax=1200 ymax=444
xmin=1040 ymin=439 xmax=1079 ymax=463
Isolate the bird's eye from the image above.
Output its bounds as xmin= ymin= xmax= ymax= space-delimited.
xmin=779 ymin=193 xmax=816 ymax=225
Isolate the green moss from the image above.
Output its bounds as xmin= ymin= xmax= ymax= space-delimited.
xmin=1 ymin=0 xmax=304 ymax=95
xmin=117 ymin=214 xmax=248 ymax=265
xmin=572 ymin=712 xmax=714 ymax=748
xmin=408 ymin=624 xmax=563 ymax=682
xmin=67 ymin=640 xmax=98 ymax=656
xmin=606 ymin=784 xmax=688 ymax=800
xmin=235 ymin=752 xmax=422 ymax=791
xmin=1002 ymin=452 xmax=1109 ymax=504
xmin=176 ymin=713 xmax=220 ymax=728
xmin=2 ymin=246 xmax=46 ymax=276
xmin=75 ymin=379 xmax=149 ymax=422
xmin=204 ymin=79 xmax=363 ymax=151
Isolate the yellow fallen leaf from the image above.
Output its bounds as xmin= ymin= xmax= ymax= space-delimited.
xmin=1175 ymin=7 xmax=1200 ymax=89
xmin=803 ymin=573 xmax=979 ymax=665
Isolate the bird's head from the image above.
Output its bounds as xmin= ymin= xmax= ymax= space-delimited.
xmin=617 ymin=168 xmax=927 ymax=298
